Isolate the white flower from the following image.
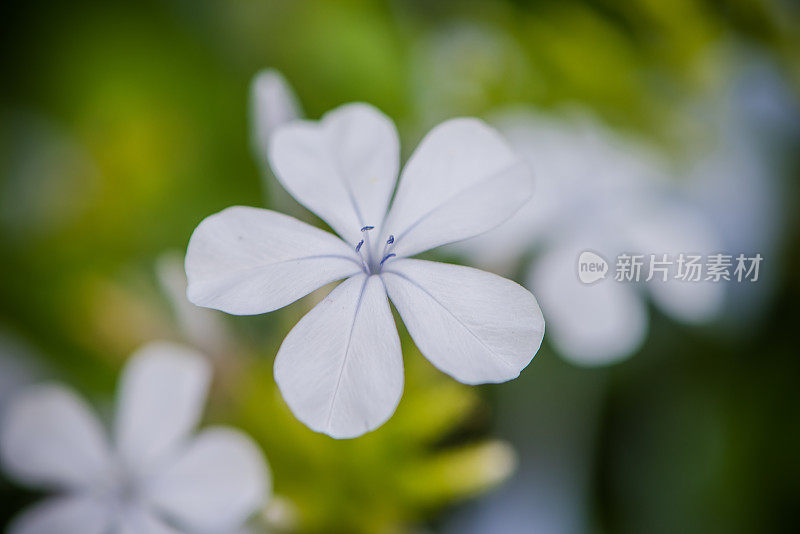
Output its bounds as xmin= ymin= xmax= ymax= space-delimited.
xmin=452 ymin=109 xmax=724 ymax=366
xmin=0 ymin=342 xmax=269 ymax=534
xmin=186 ymin=103 xmax=545 ymax=439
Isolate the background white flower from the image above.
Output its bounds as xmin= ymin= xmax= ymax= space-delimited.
xmin=0 ymin=342 xmax=269 ymax=534
xmin=186 ymin=103 xmax=545 ymax=439
xmin=450 ymin=108 xmax=724 ymax=366
xmin=249 ymin=69 xmax=307 ymax=220
xmin=250 ymin=69 xmax=302 ymax=164
xmin=156 ymin=252 xmax=235 ymax=360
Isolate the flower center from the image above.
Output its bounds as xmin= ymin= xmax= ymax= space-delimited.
xmin=355 ymin=226 xmax=395 ymax=275
xmin=95 ymin=463 xmax=144 ymax=513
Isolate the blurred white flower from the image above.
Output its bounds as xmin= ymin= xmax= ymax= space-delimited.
xmin=250 ymin=69 xmax=302 ymax=168
xmin=186 ymin=103 xmax=545 ymax=439
xmin=250 ymin=69 xmax=307 ymax=220
xmin=156 ymin=252 xmax=234 ymax=358
xmin=0 ymin=342 xmax=269 ymax=534
xmin=452 ymin=109 xmax=724 ymax=366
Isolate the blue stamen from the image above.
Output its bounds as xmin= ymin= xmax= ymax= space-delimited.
xmin=361 ymin=226 xmax=374 ymax=232
xmin=386 ymin=235 xmax=394 ymax=245
xmin=355 ymin=240 xmax=364 ymax=253
xmin=380 ymin=253 xmax=396 ymax=266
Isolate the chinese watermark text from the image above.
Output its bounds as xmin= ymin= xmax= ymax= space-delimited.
xmin=578 ymin=252 xmax=763 ymax=285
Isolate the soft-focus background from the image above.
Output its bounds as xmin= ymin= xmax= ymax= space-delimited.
xmin=1 ymin=1 xmax=799 ymax=533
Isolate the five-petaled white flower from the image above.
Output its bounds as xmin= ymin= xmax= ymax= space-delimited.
xmin=0 ymin=342 xmax=269 ymax=534
xmin=186 ymin=103 xmax=545 ymax=439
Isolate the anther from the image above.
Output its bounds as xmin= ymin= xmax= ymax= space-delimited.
xmin=379 ymin=234 xmax=396 ymax=262
xmin=361 ymin=226 xmax=374 ymax=232
xmin=380 ymin=253 xmax=396 ymax=266
xmin=355 ymin=240 xmax=364 ymax=253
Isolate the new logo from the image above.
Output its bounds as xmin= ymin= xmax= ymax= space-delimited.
xmin=577 ymin=251 xmax=608 ymax=284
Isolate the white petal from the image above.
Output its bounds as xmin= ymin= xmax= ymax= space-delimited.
xmin=274 ymin=274 xmax=403 ymax=439
xmin=147 ymin=427 xmax=269 ymax=533
xmin=8 ymin=496 xmax=110 ymax=534
xmin=114 ymin=342 xmax=210 ymax=475
xmin=250 ymin=69 xmax=302 ymax=165
xmin=268 ymin=103 xmax=400 ymax=244
xmin=528 ymin=244 xmax=647 ymax=366
xmin=381 ymin=118 xmax=532 ymax=258
xmin=117 ymin=509 xmax=183 ymax=534
xmin=382 ymin=259 xmax=544 ymax=384
xmin=0 ymin=385 xmax=111 ymax=490
xmin=186 ymin=206 xmax=362 ymax=315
